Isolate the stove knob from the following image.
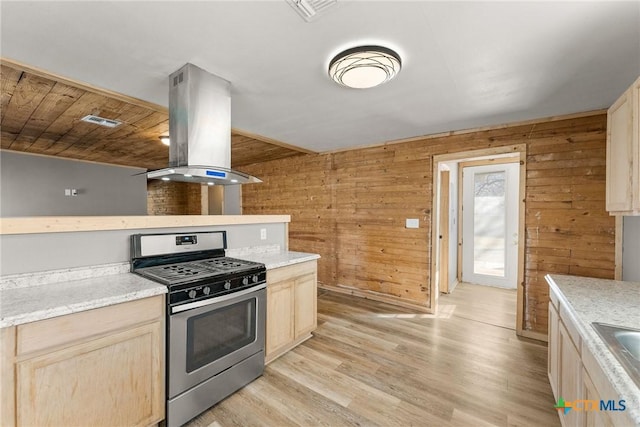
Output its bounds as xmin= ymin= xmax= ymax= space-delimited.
xmin=188 ymin=289 xmax=197 ymax=299
xmin=252 ymin=275 xmax=259 ymax=283
xmin=203 ymin=286 xmax=211 ymax=295
xmin=224 ymin=281 xmax=231 ymax=290
xmin=242 ymin=277 xmax=249 ymax=286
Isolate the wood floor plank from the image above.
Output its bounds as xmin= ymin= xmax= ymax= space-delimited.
xmin=184 ymin=284 xmax=559 ymax=427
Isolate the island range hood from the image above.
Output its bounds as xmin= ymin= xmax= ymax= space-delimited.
xmin=147 ymin=63 xmax=261 ymax=185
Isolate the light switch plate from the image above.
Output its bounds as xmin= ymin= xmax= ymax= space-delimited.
xmin=260 ymin=228 xmax=267 ymax=240
xmin=406 ymin=218 xmax=419 ymax=228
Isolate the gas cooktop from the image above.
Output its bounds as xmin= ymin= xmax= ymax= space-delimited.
xmin=136 ymin=257 xmax=264 ymax=285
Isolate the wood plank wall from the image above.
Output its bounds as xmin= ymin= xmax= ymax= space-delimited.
xmin=147 ymin=181 xmax=201 ymax=215
xmin=241 ymin=113 xmax=614 ymax=335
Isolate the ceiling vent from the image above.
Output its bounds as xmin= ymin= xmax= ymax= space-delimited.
xmin=286 ymin=0 xmax=337 ymax=22
xmin=80 ymin=114 xmax=122 ymax=128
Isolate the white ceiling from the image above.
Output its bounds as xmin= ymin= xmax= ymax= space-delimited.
xmin=2 ymin=1 xmax=639 ymax=153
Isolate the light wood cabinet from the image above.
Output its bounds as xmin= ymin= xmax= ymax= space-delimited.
xmin=606 ymin=76 xmax=640 ymax=215
xmin=266 ymin=279 xmax=295 ymax=356
xmin=547 ymin=285 xmax=635 ymax=427
xmin=548 ymin=301 xmax=559 ymax=397
xmin=549 ymin=293 xmax=584 ymax=427
xmin=558 ymin=319 xmax=583 ymax=427
xmin=1 ymin=295 xmax=165 ymax=427
xmin=294 ymin=271 xmax=317 ymax=338
xmin=266 ymin=260 xmax=317 ymax=363
xmin=583 ymin=369 xmax=612 ymax=427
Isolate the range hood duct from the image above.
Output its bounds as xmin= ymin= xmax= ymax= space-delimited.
xmin=147 ymin=63 xmax=261 ymax=185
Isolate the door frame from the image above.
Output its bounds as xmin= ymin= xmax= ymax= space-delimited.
xmin=458 ymin=159 xmax=520 ymax=288
xmin=439 ymin=169 xmax=450 ymax=293
xmin=431 ymin=144 xmax=527 ymax=336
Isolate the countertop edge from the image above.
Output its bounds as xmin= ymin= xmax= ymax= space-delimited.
xmin=0 ymin=214 xmax=291 ymax=235
xmin=0 ymin=285 xmax=167 ymax=328
xmin=545 ymin=274 xmax=640 ymax=425
xmin=264 ymin=253 xmax=320 ymax=270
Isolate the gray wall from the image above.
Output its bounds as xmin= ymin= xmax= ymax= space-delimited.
xmin=207 ymin=185 xmax=242 ymax=215
xmin=0 ymin=151 xmax=147 ymax=217
xmin=0 ymin=222 xmax=287 ymax=275
xmin=623 ymin=216 xmax=640 ymax=281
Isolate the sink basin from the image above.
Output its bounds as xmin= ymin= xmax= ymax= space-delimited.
xmin=592 ymin=322 xmax=640 ymax=388
xmin=615 ymin=331 xmax=640 ymax=362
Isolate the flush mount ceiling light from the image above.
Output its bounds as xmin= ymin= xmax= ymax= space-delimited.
xmin=328 ymin=45 xmax=402 ymax=89
xmin=159 ymin=136 xmax=170 ymax=146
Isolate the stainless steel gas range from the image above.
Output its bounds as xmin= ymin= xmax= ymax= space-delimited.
xmin=130 ymin=231 xmax=266 ymax=427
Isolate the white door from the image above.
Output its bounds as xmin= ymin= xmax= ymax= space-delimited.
xmin=461 ymin=163 xmax=519 ymax=288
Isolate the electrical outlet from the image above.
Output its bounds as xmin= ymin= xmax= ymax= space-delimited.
xmin=260 ymin=228 xmax=267 ymax=240
xmin=405 ymin=218 xmax=419 ymax=229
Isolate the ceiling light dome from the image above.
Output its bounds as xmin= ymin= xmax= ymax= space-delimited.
xmin=328 ymin=45 xmax=402 ymax=89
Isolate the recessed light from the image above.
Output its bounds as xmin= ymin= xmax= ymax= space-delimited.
xmin=230 ymin=179 xmax=238 ymax=183
xmin=161 ymin=177 xmax=170 ymax=181
xmin=207 ymin=182 xmax=214 ymax=186
xmin=183 ymin=174 xmax=192 ymax=178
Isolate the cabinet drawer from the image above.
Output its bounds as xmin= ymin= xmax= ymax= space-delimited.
xmin=559 ymin=303 xmax=582 ymax=353
xmin=549 ymin=286 xmax=560 ymax=310
xmin=17 ymin=295 xmax=164 ymax=357
xmin=267 ymin=261 xmax=316 ymax=284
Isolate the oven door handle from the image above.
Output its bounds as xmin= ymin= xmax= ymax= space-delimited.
xmin=171 ymin=283 xmax=267 ymax=314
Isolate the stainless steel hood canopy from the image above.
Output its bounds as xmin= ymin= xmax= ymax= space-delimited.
xmin=147 ymin=63 xmax=261 ymax=185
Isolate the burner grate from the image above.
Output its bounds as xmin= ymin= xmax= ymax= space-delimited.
xmin=196 ymin=258 xmax=247 ymax=272
xmin=139 ymin=262 xmax=214 ymax=283
xmin=136 ymin=257 xmax=262 ymax=285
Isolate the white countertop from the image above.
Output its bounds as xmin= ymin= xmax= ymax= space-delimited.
xmin=0 ymin=263 xmax=167 ymax=328
xmin=0 ymin=251 xmax=319 ymax=328
xmin=230 ymin=250 xmax=320 ymax=270
xmin=546 ymin=274 xmax=640 ymax=424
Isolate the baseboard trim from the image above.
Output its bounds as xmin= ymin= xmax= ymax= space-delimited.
xmin=318 ymin=283 xmax=433 ymax=314
xmin=519 ymin=329 xmax=548 ymax=343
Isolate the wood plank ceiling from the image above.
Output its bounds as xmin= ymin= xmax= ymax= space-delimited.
xmin=0 ymin=61 xmax=310 ymax=171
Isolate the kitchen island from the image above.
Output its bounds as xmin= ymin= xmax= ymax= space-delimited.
xmin=0 ymin=252 xmax=318 ymax=327
xmin=545 ymin=274 xmax=639 ymax=427
xmin=0 ymin=215 xmax=319 ymax=427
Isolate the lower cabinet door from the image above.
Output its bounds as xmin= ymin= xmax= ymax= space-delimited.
xmin=294 ymin=272 xmax=317 ymax=339
xmin=583 ymin=369 xmax=613 ymax=427
xmin=16 ymin=322 xmax=163 ymax=427
xmin=558 ymin=321 xmax=583 ymax=427
xmin=266 ymin=281 xmax=295 ymax=357
xmin=548 ymin=303 xmax=559 ymax=397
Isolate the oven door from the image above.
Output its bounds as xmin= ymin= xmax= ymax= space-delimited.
xmin=168 ymin=284 xmax=266 ymax=398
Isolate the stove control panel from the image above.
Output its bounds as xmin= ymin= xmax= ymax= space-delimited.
xmin=169 ymin=270 xmax=267 ymax=306
xmin=176 ymin=235 xmax=197 ymax=245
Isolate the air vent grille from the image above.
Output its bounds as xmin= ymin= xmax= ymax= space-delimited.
xmin=286 ymin=0 xmax=338 ymax=22
xmin=80 ymin=115 xmax=122 ymax=128
xmin=173 ymin=72 xmax=184 ymax=87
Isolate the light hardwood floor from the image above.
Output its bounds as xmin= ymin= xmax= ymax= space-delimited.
xmin=441 ymin=282 xmax=518 ymax=330
xmin=186 ymin=285 xmax=559 ymax=427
